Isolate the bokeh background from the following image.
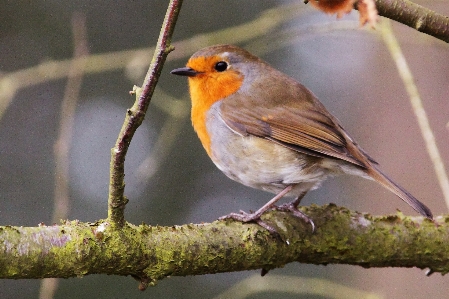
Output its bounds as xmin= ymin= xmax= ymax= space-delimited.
xmin=0 ymin=0 xmax=448 ymax=298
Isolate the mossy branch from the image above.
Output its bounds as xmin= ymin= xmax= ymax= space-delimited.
xmin=0 ymin=205 xmax=446 ymax=288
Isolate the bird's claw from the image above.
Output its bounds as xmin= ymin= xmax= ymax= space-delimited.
xmin=219 ymin=210 xmax=279 ymax=235
xmin=219 ymin=202 xmax=315 ymax=235
xmin=276 ymin=203 xmax=315 ymax=233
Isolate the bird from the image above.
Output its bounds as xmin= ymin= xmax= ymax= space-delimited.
xmin=171 ymin=44 xmax=433 ymax=233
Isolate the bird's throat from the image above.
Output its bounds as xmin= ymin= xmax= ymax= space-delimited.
xmin=188 ymin=72 xmax=242 ymax=157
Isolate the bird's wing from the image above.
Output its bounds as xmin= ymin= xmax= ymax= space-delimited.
xmin=218 ymin=81 xmax=433 ymax=220
xmin=219 ymin=91 xmax=376 ymax=168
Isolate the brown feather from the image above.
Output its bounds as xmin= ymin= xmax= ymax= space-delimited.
xmin=219 ymin=74 xmax=370 ymax=168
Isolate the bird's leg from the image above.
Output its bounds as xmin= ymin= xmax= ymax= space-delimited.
xmin=276 ymin=192 xmax=315 ymax=232
xmin=218 ymin=185 xmax=293 ymax=234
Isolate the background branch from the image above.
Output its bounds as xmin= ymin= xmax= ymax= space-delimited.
xmin=40 ymin=12 xmax=89 ymax=299
xmin=380 ymin=19 xmax=449 ymax=209
xmin=1 ymin=1 xmax=448 ymax=121
xmin=213 ymin=275 xmax=383 ymax=299
xmin=376 ymin=0 xmax=449 ymax=43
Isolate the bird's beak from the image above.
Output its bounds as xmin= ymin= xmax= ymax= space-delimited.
xmin=170 ymin=67 xmax=200 ymax=77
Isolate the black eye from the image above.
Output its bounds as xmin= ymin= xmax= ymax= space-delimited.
xmin=214 ymin=61 xmax=228 ymax=72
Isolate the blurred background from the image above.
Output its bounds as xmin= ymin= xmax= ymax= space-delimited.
xmin=0 ymin=0 xmax=448 ymax=298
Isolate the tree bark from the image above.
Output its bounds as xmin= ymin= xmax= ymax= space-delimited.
xmin=0 ymin=205 xmax=446 ymax=288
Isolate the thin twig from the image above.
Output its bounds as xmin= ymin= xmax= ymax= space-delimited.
xmin=107 ymin=0 xmax=183 ymax=228
xmin=39 ymin=12 xmax=89 ymax=299
xmin=380 ymin=19 xmax=449 ymax=210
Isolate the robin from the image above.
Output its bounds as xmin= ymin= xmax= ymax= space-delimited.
xmin=171 ymin=44 xmax=433 ymax=233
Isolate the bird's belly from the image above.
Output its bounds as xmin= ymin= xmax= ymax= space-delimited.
xmin=206 ymin=108 xmax=327 ymax=196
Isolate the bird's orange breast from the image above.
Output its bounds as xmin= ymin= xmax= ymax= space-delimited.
xmin=187 ymin=57 xmax=243 ymax=156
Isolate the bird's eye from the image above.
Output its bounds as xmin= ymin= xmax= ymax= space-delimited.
xmin=214 ymin=61 xmax=228 ymax=72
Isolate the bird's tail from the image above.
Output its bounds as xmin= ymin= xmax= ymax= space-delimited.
xmin=368 ymin=166 xmax=433 ymax=220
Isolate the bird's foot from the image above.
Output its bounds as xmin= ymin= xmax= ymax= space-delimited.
xmin=276 ymin=203 xmax=315 ymax=233
xmin=219 ymin=210 xmax=279 ymax=235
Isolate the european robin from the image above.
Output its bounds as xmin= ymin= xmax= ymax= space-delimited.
xmin=171 ymin=44 xmax=433 ymax=232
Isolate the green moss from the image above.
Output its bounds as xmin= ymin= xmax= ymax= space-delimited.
xmin=0 ymin=205 xmax=447 ymax=282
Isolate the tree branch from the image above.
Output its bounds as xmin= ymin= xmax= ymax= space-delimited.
xmin=107 ymin=0 xmax=183 ymax=228
xmin=0 ymin=205 xmax=446 ymax=288
xmin=375 ymin=0 xmax=449 ymax=42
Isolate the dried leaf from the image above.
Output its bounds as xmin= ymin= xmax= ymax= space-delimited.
xmin=308 ymin=0 xmax=356 ymax=18
xmin=307 ymin=0 xmax=378 ymax=27
xmin=357 ymin=0 xmax=378 ymax=27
